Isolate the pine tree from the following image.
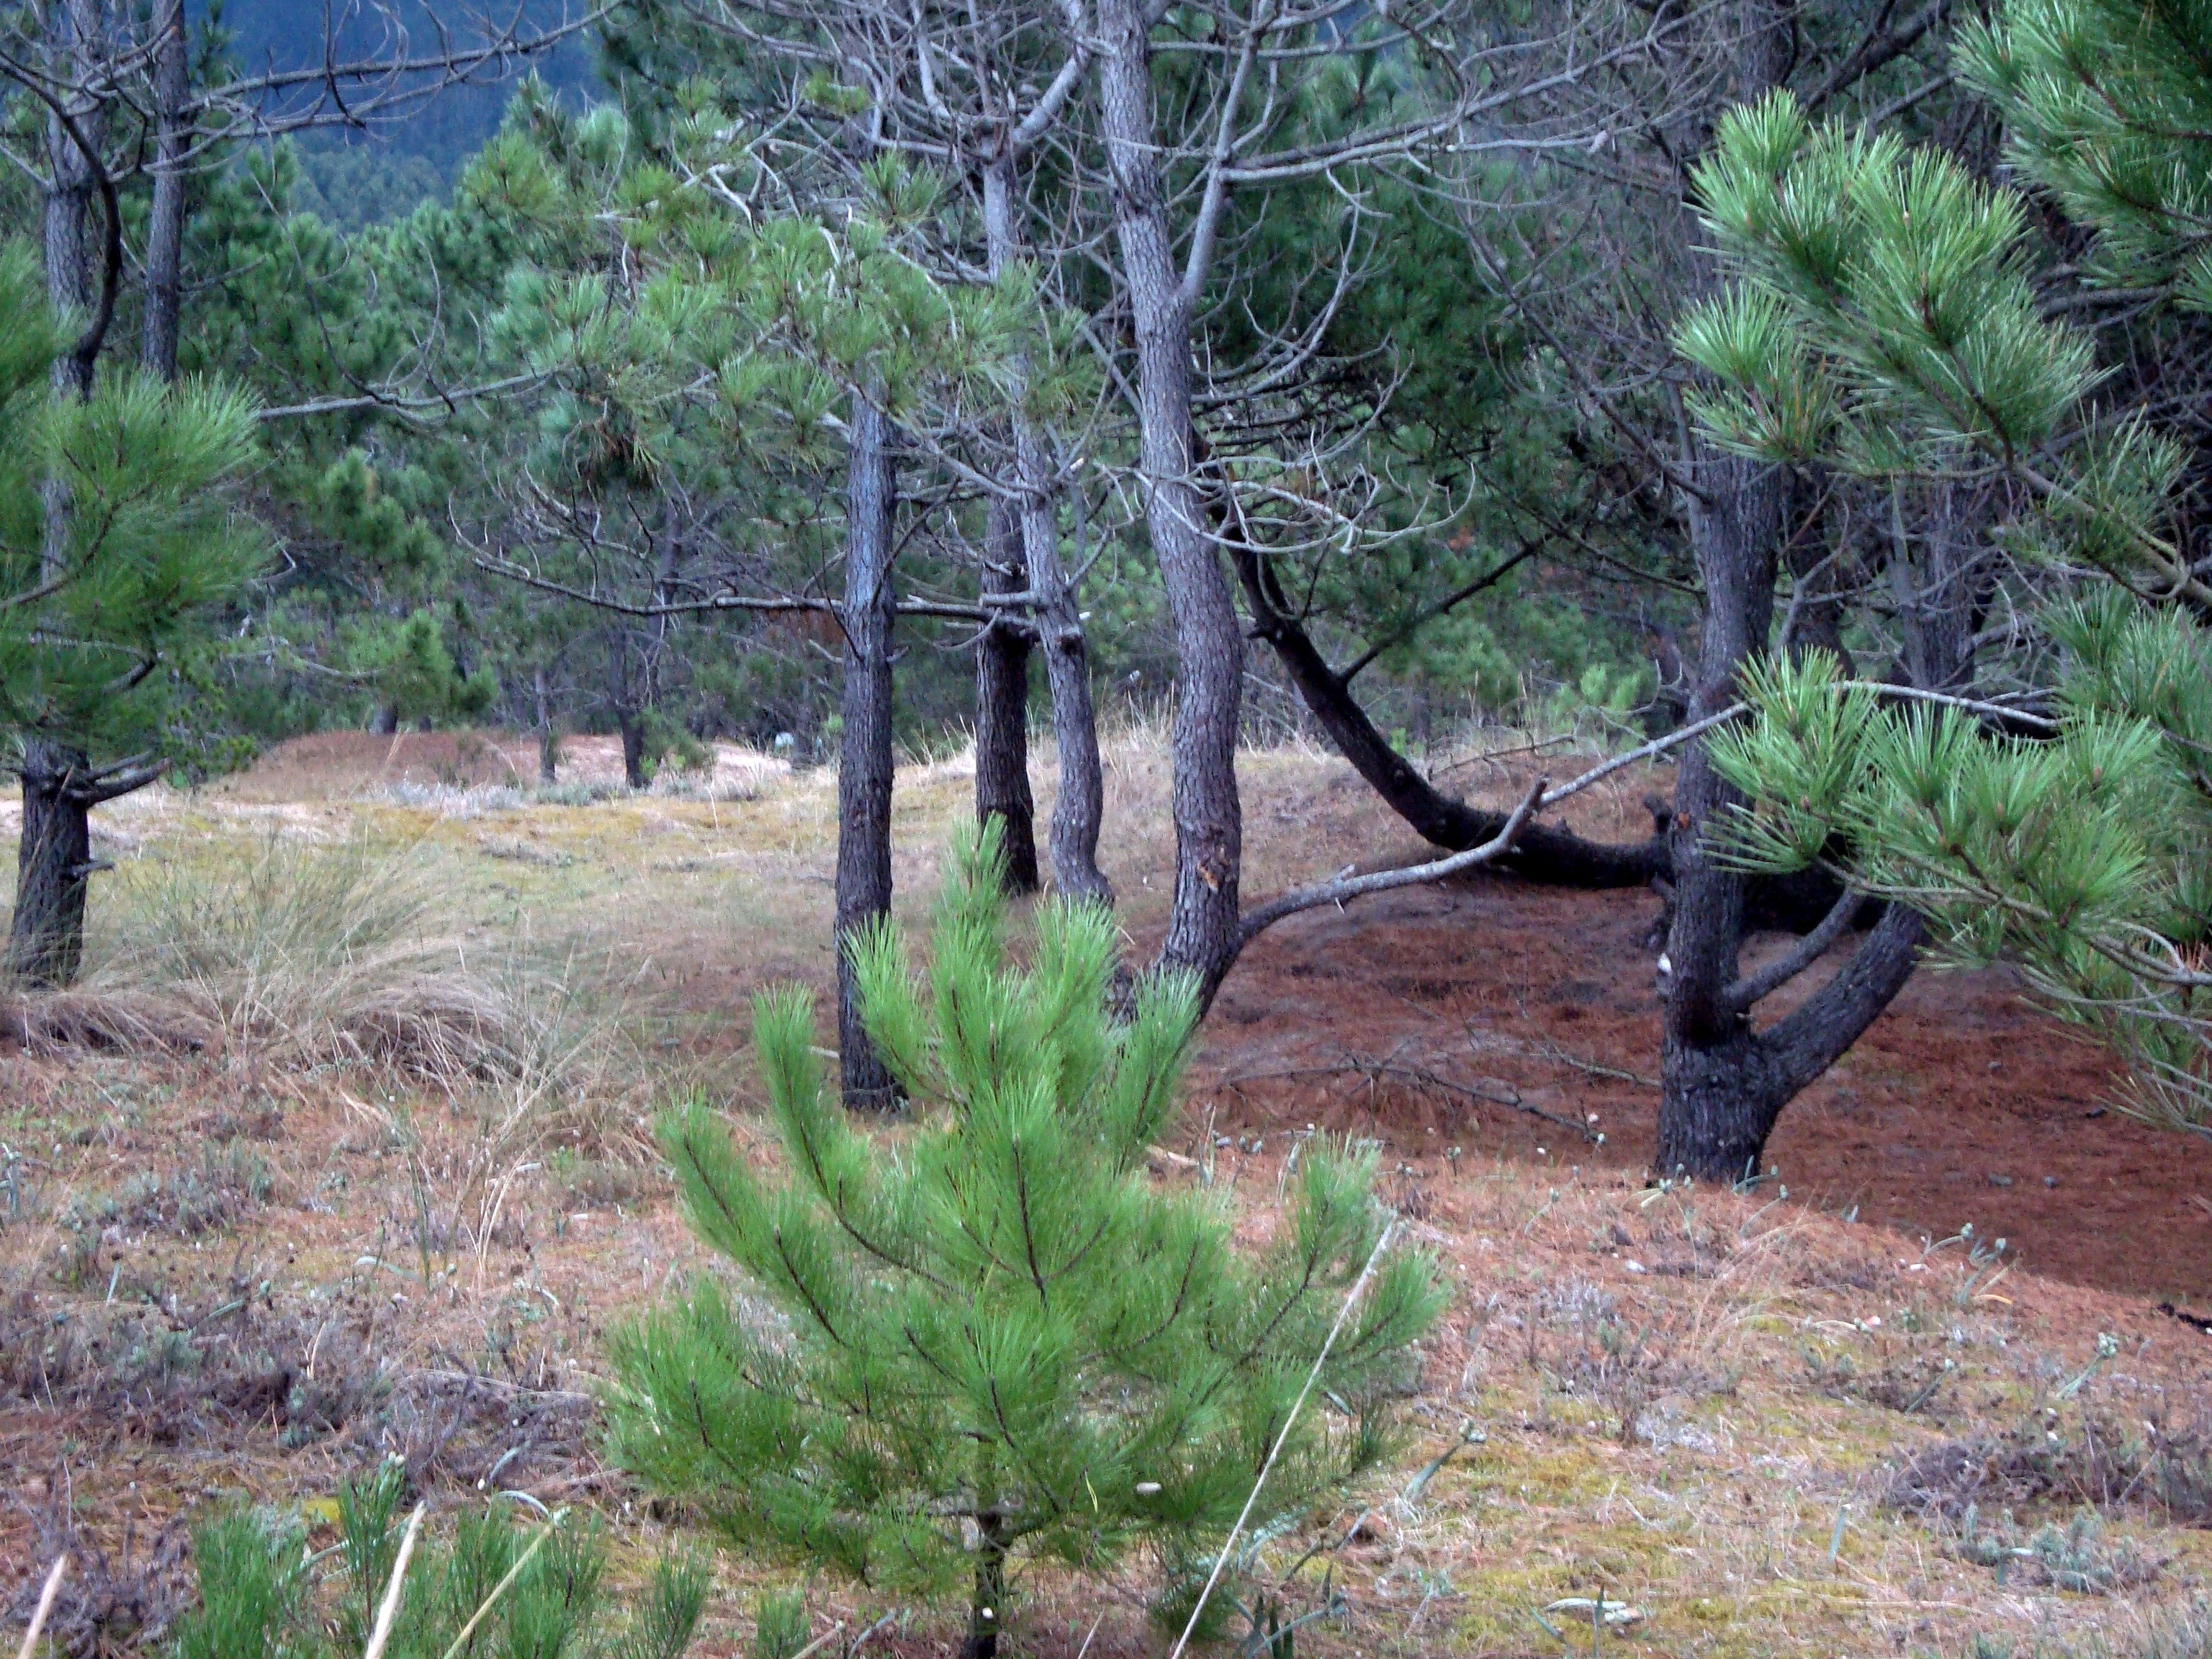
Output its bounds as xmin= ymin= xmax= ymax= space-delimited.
xmin=1673 ymin=74 xmax=2212 ymax=1133
xmin=0 ymin=243 xmax=264 ymax=985
xmin=606 ymin=826 xmax=1445 ymax=1658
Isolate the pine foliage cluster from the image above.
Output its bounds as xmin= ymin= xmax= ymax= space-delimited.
xmin=166 ymin=1461 xmax=706 ymax=1659
xmin=0 ymin=245 xmax=264 ymax=771
xmin=1672 ymin=9 xmax=2212 ymax=1132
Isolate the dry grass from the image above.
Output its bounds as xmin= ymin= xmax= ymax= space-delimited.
xmin=0 ymin=727 xmax=2208 ymax=1658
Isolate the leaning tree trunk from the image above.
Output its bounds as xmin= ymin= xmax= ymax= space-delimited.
xmin=1094 ymin=0 xmax=1244 ymax=1001
xmin=974 ymin=495 xmax=1042 ymax=895
xmin=1019 ymin=423 xmax=1114 ymax=907
xmin=981 ymin=149 xmax=1111 ymax=907
xmin=1229 ymin=540 xmax=1666 ymax=886
xmin=7 ymin=742 xmax=92 ymax=988
xmin=836 ymin=392 xmax=899 ymax=1110
xmin=140 ymin=0 xmax=189 ymax=382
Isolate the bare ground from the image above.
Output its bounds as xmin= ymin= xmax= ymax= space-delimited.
xmin=2 ymin=727 xmax=2209 ymax=1658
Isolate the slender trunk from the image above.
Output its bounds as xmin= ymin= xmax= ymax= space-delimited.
xmin=43 ymin=1 xmax=96 ymax=402
xmin=1021 ymin=425 xmax=1113 ymax=907
xmin=1655 ymin=469 xmax=1952 ymax=1182
xmin=140 ymin=0 xmax=188 ymax=382
xmin=15 ymin=1 xmax=99 ymax=986
xmin=1094 ymin=0 xmax=1243 ymax=999
xmin=535 ymin=666 xmax=559 ymax=785
xmin=981 ymin=150 xmax=1110 ymax=906
xmin=369 ymin=703 xmax=400 ymax=737
xmin=963 ymin=1516 xmax=1007 ymax=1659
xmin=6 ymin=742 xmax=92 ymax=988
xmin=836 ymin=392 xmax=899 ymax=1111
xmin=618 ymin=707 xmax=649 ymax=790
xmin=974 ymin=493 xmax=1042 ymax=895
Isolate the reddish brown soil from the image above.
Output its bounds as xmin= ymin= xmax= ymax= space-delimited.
xmin=209 ymin=729 xmax=538 ymax=797
xmin=1194 ymin=871 xmax=2212 ymax=1305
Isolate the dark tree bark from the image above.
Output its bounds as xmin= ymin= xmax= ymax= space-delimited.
xmin=1229 ymin=540 xmax=1667 ymax=886
xmin=534 ymin=665 xmax=560 ymax=785
xmin=617 ymin=706 xmax=649 ymax=790
xmin=13 ymin=3 xmax=101 ymax=986
xmin=963 ymin=1514 xmax=1008 ymax=1659
xmin=1635 ymin=0 xmax=1948 ymax=1181
xmin=836 ymin=392 xmax=899 ymax=1111
xmin=1655 ymin=463 xmax=1959 ymax=1180
xmin=974 ymin=494 xmax=1042 ymax=895
xmin=140 ymin=0 xmax=189 ymax=382
xmin=1094 ymin=0 xmax=1243 ymax=999
xmin=980 ymin=149 xmax=1111 ymax=907
xmin=42 ymin=1 xmax=97 ymax=403
xmin=369 ymin=703 xmax=400 ymax=737
xmin=6 ymin=742 xmax=93 ymax=988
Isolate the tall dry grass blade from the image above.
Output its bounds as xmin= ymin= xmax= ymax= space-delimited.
xmin=361 ymin=1502 xmax=425 ymax=1659
xmin=436 ymin=1511 xmax=562 ymax=1659
xmin=1166 ymin=1220 xmax=1399 ymax=1659
xmin=14 ymin=1555 xmax=66 ymax=1659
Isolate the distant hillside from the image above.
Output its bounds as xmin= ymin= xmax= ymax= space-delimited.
xmin=202 ymin=0 xmax=603 ymax=225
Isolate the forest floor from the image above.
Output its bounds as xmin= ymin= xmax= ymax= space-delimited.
xmin=3 ymin=723 xmax=2211 ymax=1659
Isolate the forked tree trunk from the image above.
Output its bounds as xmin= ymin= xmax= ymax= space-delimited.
xmin=7 ymin=742 xmax=92 ymax=988
xmin=1656 ymin=454 xmax=1933 ymax=1181
xmin=140 ymin=0 xmax=189 ymax=382
xmin=981 ymin=150 xmax=1111 ymax=907
xmin=1094 ymin=0 xmax=1244 ymax=999
xmin=836 ymin=392 xmax=899 ymax=1111
xmin=974 ymin=495 xmax=1042 ymax=895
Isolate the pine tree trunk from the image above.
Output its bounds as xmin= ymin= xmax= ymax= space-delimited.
xmin=43 ymin=0 xmax=96 ymax=402
xmin=963 ymin=1517 xmax=1007 ymax=1659
xmin=535 ymin=667 xmax=559 ymax=785
xmin=1095 ymin=0 xmax=1243 ymax=1000
xmin=1022 ymin=426 xmax=1113 ymax=908
xmin=837 ymin=392 xmax=899 ymax=1111
xmin=7 ymin=742 xmax=92 ymax=988
xmin=21 ymin=8 xmax=98 ymax=989
xmin=1229 ymin=538 xmax=1668 ymax=886
xmin=975 ymin=494 xmax=1042 ymax=895
xmin=618 ymin=707 xmax=649 ymax=790
xmin=980 ymin=150 xmax=1111 ymax=907
xmin=1658 ymin=468 xmax=1941 ymax=1180
xmin=140 ymin=0 xmax=188 ymax=382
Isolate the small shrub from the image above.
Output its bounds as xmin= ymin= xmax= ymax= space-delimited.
xmin=607 ymin=825 xmax=1445 ymax=1658
xmin=84 ymin=1144 xmax=276 ymax=1238
xmin=167 ymin=1461 xmax=707 ymax=1659
xmin=1951 ymin=1504 xmax=2163 ymax=1593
